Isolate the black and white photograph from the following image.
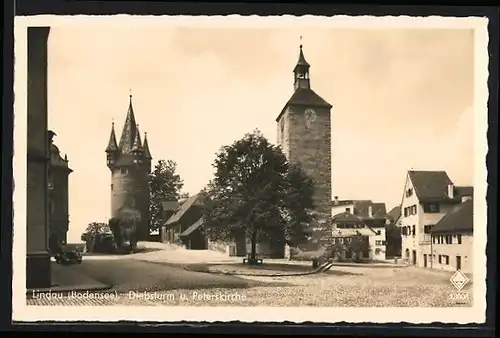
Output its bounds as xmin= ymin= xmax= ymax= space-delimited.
xmin=13 ymin=15 xmax=488 ymax=323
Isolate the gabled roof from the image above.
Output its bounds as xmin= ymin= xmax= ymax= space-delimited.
xmin=386 ymin=206 xmax=401 ymax=222
xmin=332 ymin=212 xmax=363 ymax=223
xmin=165 ymin=193 xmax=202 ymax=226
xmin=161 ymin=201 xmax=180 ymax=212
xmin=179 ymin=217 xmax=204 ymax=237
xmin=408 ymin=170 xmax=473 ymax=203
xmin=353 ymin=201 xmax=387 ymax=219
xmin=431 ymin=199 xmax=474 ymax=233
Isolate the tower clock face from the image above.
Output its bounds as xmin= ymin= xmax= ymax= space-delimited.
xmin=304 ymin=108 xmax=317 ymax=128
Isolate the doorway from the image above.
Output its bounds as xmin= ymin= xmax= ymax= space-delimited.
xmin=456 ymin=256 xmax=462 ymax=270
xmin=423 ymin=254 xmax=427 ymax=267
xmin=412 ymin=250 xmax=417 ymax=265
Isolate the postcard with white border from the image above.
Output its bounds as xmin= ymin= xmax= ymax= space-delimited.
xmin=13 ymin=14 xmax=489 ymax=324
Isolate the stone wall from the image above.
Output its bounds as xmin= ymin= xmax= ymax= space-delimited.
xmin=278 ymin=105 xmax=332 ymax=246
xmin=111 ymin=165 xmax=150 ymax=240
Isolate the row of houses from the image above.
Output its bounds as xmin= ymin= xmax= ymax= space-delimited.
xmin=157 ymin=193 xmax=393 ymax=261
xmin=396 ymin=170 xmax=474 ymax=273
xmin=155 ymin=170 xmax=474 ymax=273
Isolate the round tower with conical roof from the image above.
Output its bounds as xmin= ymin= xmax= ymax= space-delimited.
xmin=105 ymin=95 xmax=152 ymax=241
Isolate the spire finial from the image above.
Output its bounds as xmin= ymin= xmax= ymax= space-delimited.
xmin=129 ymin=88 xmax=132 ymax=99
xmin=299 ymin=35 xmax=303 ymax=49
xmin=112 ymin=117 xmax=115 ymax=127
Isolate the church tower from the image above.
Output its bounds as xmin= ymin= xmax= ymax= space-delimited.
xmin=276 ymin=44 xmax=333 ymax=231
xmin=105 ymin=95 xmax=152 ymax=241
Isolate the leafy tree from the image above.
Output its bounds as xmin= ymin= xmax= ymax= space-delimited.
xmin=385 ymin=222 xmax=402 ymax=257
xmin=348 ymin=233 xmax=370 ymax=262
xmin=81 ymin=222 xmax=113 ymax=253
xmin=326 ymin=240 xmax=347 ymax=261
xmin=149 ymin=159 xmax=185 ymax=232
xmin=201 ymin=129 xmax=315 ymax=264
xmin=81 ymin=222 xmax=110 ymax=242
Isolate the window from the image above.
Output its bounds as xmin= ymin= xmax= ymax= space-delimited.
xmin=445 ymin=235 xmax=452 ymax=244
xmin=411 ymin=205 xmax=417 ymax=215
xmin=120 ymin=168 xmax=128 ymax=175
xmin=345 ymin=208 xmax=351 ymax=213
xmin=438 ymin=255 xmax=442 ymax=264
xmin=457 ymin=234 xmax=462 ymax=244
xmin=404 ymin=208 xmax=408 ymax=217
xmin=111 ymin=184 xmax=114 ymax=191
xmin=445 ymin=255 xmax=450 ymax=265
xmin=411 ymin=225 xmax=416 ymax=236
xmin=423 ymin=225 xmax=433 ymax=234
xmin=423 ymin=203 xmax=440 ymax=213
xmin=406 ymin=188 xmax=413 ymax=197
xmin=375 ymin=240 xmax=382 ymax=245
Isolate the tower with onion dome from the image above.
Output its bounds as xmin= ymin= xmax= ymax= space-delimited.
xmin=105 ymin=94 xmax=152 ymax=241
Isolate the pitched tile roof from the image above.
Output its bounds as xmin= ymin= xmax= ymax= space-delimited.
xmin=431 ymin=199 xmax=473 ymax=233
xmin=353 ymin=201 xmax=387 ymax=219
xmin=332 ymin=212 xmax=363 ymax=223
xmin=408 ymin=170 xmax=453 ymax=201
xmin=161 ymin=201 xmax=180 ymax=211
xmin=276 ymin=88 xmax=332 ymax=122
xmin=165 ymin=193 xmax=202 ymax=226
xmin=180 ymin=217 xmax=204 ymax=237
xmin=408 ymin=170 xmax=473 ymax=203
xmin=387 ymin=206 xmax=401 ymax=222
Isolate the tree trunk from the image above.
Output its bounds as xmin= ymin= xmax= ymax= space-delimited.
xmin=250 ymin=229 xmax=257 ymax=261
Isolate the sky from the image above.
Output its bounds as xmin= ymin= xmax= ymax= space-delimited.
xmin=45 ymin=25 xmax=475 ymax=242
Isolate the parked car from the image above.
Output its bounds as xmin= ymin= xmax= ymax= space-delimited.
xmin=54 ymin=251 xmax=82 ymax=265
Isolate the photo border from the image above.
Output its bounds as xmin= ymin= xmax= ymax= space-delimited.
xmin=2 ymin=1 xmax=497 ymax=335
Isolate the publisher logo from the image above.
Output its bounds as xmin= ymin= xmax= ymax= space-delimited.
xmin=450 ymin=270 xmax=469 ymax=291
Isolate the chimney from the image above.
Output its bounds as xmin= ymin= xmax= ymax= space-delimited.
xmin=447 ymin=184 xmax=454 ymax=198
xmin=368 ymin=205 xmax=373 ymax=218
xmin=333 ymin=196 xmax=339 ymax=205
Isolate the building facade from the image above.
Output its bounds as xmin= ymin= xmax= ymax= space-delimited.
xmin=430 ymin=198 xmax=473 ymax=273
xmin=48 ymin=130 xmax=73 ymax=252
xmin=277 ymin=44 xmax=333 ymax=248
xmin=331 ymin=211 xmax=383 ymax=261
xmin=399 ymin=170 xmax=473 ymax=268
xmin=105 ymin=95 xmax=152 ymax=241
xmin=331 ymin=198 xmax=388 ymax=260
xmin=26 ymin=27 xmax=52 ymax=288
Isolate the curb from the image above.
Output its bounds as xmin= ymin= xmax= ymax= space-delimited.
xmin=184 ymin=262 xmax=330 ymax=277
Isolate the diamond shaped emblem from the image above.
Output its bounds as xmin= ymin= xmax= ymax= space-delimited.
xmin=450 ymin=270 xmax=469 ymax=291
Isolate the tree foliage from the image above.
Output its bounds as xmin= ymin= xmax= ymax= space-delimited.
xmin=201 ymin=129 xmax=316 ymax=261
xmin=149 ymin=159 xmax=185 ymax=231
xmin=81 ymin=222 xmax=115 ymax=253
xmin=385 ymin=222 xmax=402 ymax=257
xmin=109 ymin=206 xmax=142 ymax=253
xmin=81 ymin=222 xmax=111 ymax=242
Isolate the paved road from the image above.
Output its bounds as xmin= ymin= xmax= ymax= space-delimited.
xmin=27 ymin=258 xmax=278 ymax=306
